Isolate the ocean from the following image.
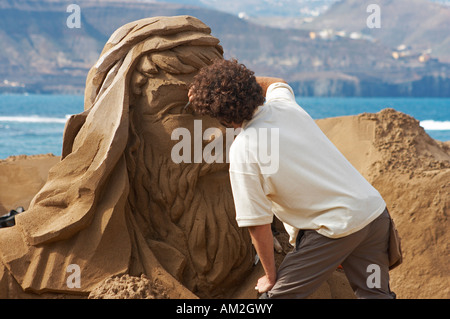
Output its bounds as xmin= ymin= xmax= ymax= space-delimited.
xmin=0 ymin=94 xmax=449 ymax=159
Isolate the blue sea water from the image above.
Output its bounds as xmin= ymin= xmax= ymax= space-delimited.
xmin=0 ymin=94 xmax=449 ymax=159
xmin=0 ymin=95 xmax=84 ymax=159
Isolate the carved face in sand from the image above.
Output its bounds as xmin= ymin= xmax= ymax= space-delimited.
xmin=122 ymin=30 xmax=254 ymax=297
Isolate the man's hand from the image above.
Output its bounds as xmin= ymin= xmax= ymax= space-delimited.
xmin=256 ymin=274 xmax=276 ymax=294
xmin=248 ymin=224 xmax=277 ymax=294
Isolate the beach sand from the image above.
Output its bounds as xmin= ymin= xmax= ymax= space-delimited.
xmin=0 ymin=108 xmax=449 ymax=299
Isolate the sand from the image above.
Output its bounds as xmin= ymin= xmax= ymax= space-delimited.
xmin=88 ymin=274 xmax=169 ymax=299
xmin=1 ymin=108 xmax=448 ymax=299
xmin=0 ymin=154 xmax=61 ymax=216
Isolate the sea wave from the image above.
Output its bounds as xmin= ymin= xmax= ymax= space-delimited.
xmin=0 ymin=115 xmax=69 ymax=124
xmin=420 ymin=120 xmax=450 ymax=131
xmin=1 ymin=115 xmax=449 ymax=131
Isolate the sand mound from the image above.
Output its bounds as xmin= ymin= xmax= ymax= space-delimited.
xmin=88 ymin=274 xmax=169 ymax=299
xmin=0 ymin=154 xmax=60 ymax=215
xmin=317 ymin=108 xmax=450 ymax=299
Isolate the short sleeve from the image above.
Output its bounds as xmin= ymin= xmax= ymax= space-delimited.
xmin=229 ymin=168 xmax=273 ymax=227
xmin=229 ymin=138 xmax=273 ymax=227
xmin=265 ymin=82 xmax=296 ymax=102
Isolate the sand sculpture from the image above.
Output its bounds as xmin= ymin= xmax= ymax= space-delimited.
xmin=0 ymin=16 xmax=256 ymax=298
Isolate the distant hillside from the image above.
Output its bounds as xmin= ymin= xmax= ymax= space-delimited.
xmin=1 ymin=0 xmax=450 ymax=96
xmin=300 ymin=0 xmax=450 ymax=63
xmin=157 ymin=0 xmax=450 ymax=32
xmin=157 ymin=0 xmax=450 ymax=18
xmin=158 ymin=0 xmax=337 ymax=17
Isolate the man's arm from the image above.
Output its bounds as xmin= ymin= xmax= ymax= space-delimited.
xmin=248 ymin=224 xmax=277 ymax=293
xmin=256 ymin=76 xmax=287 ymax=97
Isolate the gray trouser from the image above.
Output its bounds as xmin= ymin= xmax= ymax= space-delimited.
xmin=268 ymin=208 xmax=396 ymax=299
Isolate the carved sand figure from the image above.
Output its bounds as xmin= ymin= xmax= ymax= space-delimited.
xmin=0 ymin=16 xmax=254 ymax=298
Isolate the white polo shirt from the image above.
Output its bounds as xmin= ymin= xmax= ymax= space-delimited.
xmin=229 ymin=82 xmax=386 ymax=244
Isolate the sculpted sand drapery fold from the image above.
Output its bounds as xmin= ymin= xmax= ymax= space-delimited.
xmin=0 ymin=16 xmax=254 ymax=298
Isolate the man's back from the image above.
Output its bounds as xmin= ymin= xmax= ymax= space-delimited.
xmin=229 ymin=82 xmax=386 ymax=243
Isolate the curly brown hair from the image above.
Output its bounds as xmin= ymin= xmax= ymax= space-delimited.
xmin=188 ymin=59 xmax=265 ymax=126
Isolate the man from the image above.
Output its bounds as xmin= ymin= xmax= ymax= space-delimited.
xmin=188 ymin=59 xmax=395 ymax=299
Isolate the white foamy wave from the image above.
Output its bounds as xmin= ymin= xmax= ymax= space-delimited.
xmin=0 ymin=115 xmax=69 ymax=124
xmin=420 ymin=120 xmax=450 ymax=131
